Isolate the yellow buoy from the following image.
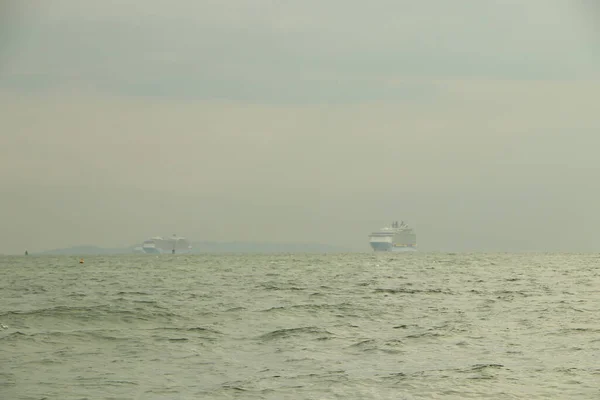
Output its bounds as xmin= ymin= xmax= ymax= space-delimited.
xmin=79 ymin=258 xmax=84 ymax=264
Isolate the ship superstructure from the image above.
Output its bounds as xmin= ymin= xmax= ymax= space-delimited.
xmin=141 ymin=234 xmax=192 ymax=254
xmin=369 ymin=221 xmax=417 ymax=252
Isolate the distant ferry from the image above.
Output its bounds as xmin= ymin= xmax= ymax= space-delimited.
xmin=369 ymin=221 xmax=417 ymax=252
xmin=141 ymin=234 xmax=192 ymax=254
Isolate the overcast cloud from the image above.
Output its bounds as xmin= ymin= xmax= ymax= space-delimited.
xmin=0 ymin=1 xmax=599 ymax=253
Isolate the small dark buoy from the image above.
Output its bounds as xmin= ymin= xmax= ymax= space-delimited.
xmin=25 ymin=250 xmax=28 ymax=256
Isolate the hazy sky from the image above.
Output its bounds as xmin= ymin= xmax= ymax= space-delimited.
xmin=1 ymin=1 xmax=599 ymax=253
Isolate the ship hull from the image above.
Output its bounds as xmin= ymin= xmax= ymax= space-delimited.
xmin=391 ymin=246 xmax=417 ymax=252
xmin=142 ymin=247 xmax=192 ymax=255
xmin=141 ymin=235 xmax=192 ymax=254
xmin=369 ymin=220 xmax=417 ymax=252
xmin=370 ymin=242 xmax=417 ymax=252
xmin=370 ymin=242 xmax=393 ymax=252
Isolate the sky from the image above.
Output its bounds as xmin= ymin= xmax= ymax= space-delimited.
xmin=0 ymin=0 xmax=599 ymax=253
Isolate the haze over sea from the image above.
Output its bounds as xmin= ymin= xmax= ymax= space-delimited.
xmin=2 ymin=252 xmax=600 ymax=399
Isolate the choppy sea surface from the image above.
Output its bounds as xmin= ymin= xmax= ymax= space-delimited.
xmin=2 ymin=253 xmax=600 ymax=399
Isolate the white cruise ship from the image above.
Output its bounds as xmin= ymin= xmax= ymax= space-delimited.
xmin=141 ymin=234 xmax=192 ymax=254
xmin=369 ymin=221 xmax=417 ymax=252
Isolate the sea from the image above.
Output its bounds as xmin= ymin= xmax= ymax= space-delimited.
xmin=1 ymin=253 xmax=600 ymax=399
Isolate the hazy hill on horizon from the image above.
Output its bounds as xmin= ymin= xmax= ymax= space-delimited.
xmin=33 ymin=241 xmax=353 ymax=255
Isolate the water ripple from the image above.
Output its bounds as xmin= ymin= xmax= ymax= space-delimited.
xmin=1 ymin=253 xmax=600 ymax=399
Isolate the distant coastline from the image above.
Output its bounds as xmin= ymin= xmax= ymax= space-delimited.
xmin=31 ymin=241 xmax=352 ymax=255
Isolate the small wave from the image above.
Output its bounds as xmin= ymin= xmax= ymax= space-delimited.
xmin=285 ymin=357 xmax=315 ymax=362
xmin=148 ymin=326 xmax=222 ymax=336
xmin=221 ymin=381 xmax=248 ymax=391
xmin=374 ymin=288 xmax=453 ymax=295
xmin=494 ymin=290 xmax=530 ymax=298
xmin=468 ymin=289 xmax=485 ymax=294
xmin=0 ymin=331 xmax=30 ymax=341
xmin=405 ymin=331 xmax=445 ymax=339
xmin=187 ymin=293 xmax=211 ymax=299
xmin=0 ymin=372 xmax=16 ymax=387
xmin=21 ymin=286 xmax=47 ymax=294
xmin=259 ymin=284 xmax=281 ymax=291
xmin=260 ymin=303 xmax=354 ymax=314
xmin=258 ymin=326 xmax=332 ymax=341
xmin=187 ymin=326 xmax=222 ymax=334
xmin=0 ymin=305 xmax=111 ymax=317
xmin=116 ymin=291 xmax=151 ymax=295
xmin=554 ymin=367 xmax=585 ymax=375
xmin=260 ymin=306 xmax=286 ymax=312
xmin=258 ymin=283 xmax=307 ymax=291
xmin=350 ymin=339 xmax=376 ymax=348
xmin=468 ymin=363 xmax=504 ymax=371
xmin=132 ymin=300 xmax=159 ymax=305
xmin=225 ymin=307 xmax=246 ymax=312
xmin=106 ymin=380 xmax=139 ymax=386
xmin=1 ymin=304 xmax=181 ymax=322
xmin=52 ymin=330 xmax=133 ymax=342
xmin=349 ymin=338 xmax=404 ymax=354
xmin=1 ymin=329 xmax=134 ymax=343
xmin=380 ymin=372 xmax=407 ymax=381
